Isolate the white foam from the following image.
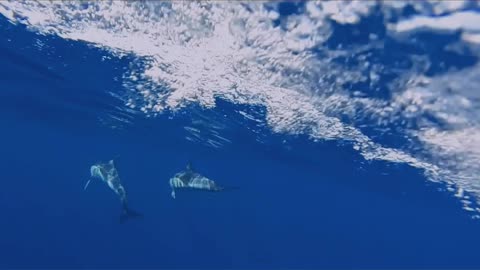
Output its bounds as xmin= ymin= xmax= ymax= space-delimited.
xmin=391 ymin=11 xmax=480 ymax=33
xmin=388 ymin=2 xmax=480 ymax=46
xmin=307 ymin=0 xmax=376 ymax=25
xmin=1 ymin=1 xmax=480 ymax=214
xmin=462 ymin=32 xmax=480 ymax=44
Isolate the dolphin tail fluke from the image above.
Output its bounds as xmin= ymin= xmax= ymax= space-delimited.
xmin=119 ymin=204 xmax=142 ymax=224
xmin=216 ymin=185 xmax=239 ymax=192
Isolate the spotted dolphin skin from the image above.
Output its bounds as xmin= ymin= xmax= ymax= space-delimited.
xmin=169 ymin=162 xmax=225 ymax=199
xmin=85 ymin=160 xmax=141 ymax=222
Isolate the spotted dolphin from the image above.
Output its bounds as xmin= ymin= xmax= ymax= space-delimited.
xmin=85 ymin=159 xmax=141 ymax=222
xmin=169 ymin=162 xmax=226 ymax=199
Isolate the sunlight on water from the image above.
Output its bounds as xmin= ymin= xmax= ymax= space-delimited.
xmin=1 ymin=0 xmax=480 ymax=216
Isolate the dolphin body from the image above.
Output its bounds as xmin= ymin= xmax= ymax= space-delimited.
xmin=85 ymin=160 xmax=141 ymax=223
xmin=169 ymin=162 xmax=225 ymax=199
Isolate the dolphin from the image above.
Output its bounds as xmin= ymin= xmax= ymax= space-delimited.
xmin=84 ymin=159 xmax=141 ymax=223
xmin=169 ymin=162 xmax=227 ymax=199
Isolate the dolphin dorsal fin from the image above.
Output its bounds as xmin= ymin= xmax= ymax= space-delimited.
xmin=109 ymin=160 xmax=115 ymax=166
xmin=186 ymin=161 xmax=193 ymax=172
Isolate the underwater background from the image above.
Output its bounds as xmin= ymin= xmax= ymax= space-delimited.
xmin=1 ymin=1 xmax=480 ymax=268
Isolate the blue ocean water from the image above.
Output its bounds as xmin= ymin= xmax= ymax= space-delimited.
xmin=1 ymin=1 xmax=480 ymax=269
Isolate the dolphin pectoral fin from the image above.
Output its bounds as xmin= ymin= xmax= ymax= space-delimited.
xmin=83 ymin=179 xmax=92 ymax=190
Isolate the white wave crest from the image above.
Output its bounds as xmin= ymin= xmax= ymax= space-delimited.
xmin=1 ymin=1 xmax=480 ymax=215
